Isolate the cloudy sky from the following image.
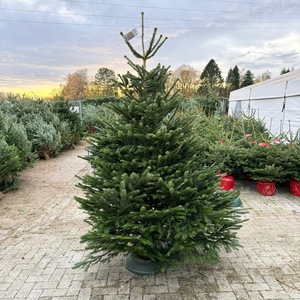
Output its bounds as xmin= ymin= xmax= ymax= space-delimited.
xmin=1 ymin=0 xmax=300 ymax=96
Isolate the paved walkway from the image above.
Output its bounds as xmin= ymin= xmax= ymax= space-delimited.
xmin=0 ymin=140 xmax=299 ymax=300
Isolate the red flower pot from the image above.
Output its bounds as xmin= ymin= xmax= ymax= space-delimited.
xmin=290 ymin=179 xmax=300 ymax=197
xmin=256 ymin=180 xmax=276 ymax=196
xmin=220 ymin=174 xmax=235 ymax=190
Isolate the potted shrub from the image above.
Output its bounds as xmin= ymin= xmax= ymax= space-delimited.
xmin=285 ymin=142 xmax=300 ymax=196
xmin=241 ymin=143 xmax=289 ymax=196
xmin=74 ymin=14 xmax=245 ymax=274
xmin=205 ymin=142 xmax=237 ymax=190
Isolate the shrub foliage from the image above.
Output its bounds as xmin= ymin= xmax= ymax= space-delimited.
xmin=0 ymin=96 xmax=83 ymax=192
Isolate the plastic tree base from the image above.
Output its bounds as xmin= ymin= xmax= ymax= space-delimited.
xmin=125 ymin=253 xmax=156 ymax=276
xmin=232 ymin=197 xmax=242 ymax=207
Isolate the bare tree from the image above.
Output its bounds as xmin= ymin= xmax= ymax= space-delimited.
xmin=262 ymin=70 xmax=272 ymax=81
xmin=169 ymin=64 xmax=200 ymax=97
xmin=62 ymin=69 xmax=89 ymax=100
xmin=254 ymin=70 xmax=272 ymax=84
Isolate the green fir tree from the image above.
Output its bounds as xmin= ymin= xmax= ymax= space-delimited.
xmin=240 ymin=143 xmax=289 ymax=182
xmin=199 ymin=59 xmax=223 ymax=95
xmin=75 ymin=13 xmax=245 ymax=273
xmin=241 ymin=70 xmax=254 ymax=88
xmin=286 ymin=143 xmax=300 ymax=180
xmin=226 ymin=65 xmax=240 ymax=92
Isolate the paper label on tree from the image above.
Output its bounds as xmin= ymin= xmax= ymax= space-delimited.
xmin=123 ymin=29 xmax=138 ymax=42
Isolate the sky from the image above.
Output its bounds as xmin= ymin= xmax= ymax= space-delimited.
xmin=1 ymin=0 xmax=300 ymax=97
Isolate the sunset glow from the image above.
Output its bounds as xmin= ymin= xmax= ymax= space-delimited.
xmin=1 ymin=85 xmax=57 ymax=99
xmin=1 ymin=1 xmax=300 ymax=100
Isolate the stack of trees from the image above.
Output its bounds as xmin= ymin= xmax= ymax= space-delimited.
xmin=0 ymin=96 xmax=83 ymax=192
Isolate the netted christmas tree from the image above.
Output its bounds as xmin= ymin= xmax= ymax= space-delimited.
xmin=75 ymin=13 xmax=245 ymax=273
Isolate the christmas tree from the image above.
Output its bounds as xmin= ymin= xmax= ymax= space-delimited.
xmin=75 ymin=13 xmax=245 ymax=273
xmin=240 ymin=143 xmax=289 ymax=183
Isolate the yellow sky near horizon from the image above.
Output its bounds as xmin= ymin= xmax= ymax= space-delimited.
xmin=1 ymin=85 xmax=58 ymax=99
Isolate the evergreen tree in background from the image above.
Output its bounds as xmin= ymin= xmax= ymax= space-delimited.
xmin=241 ymin=70 xmax=254 ymax=87
xmin=225 ymin=65 xmax=240 ymax=97
xmin=280 ymin=67 xmax=294 ymax=75
xmin=226 ymin=68 xmax=233 ymax=85
xmin=93 ymin=67 xmax=119 ymax=97
xmin=199 ymin=59 xmax=223 ymax=95
xmin=232 ymin=66 xmax=240 ymax=89
xmin=75 ymin=13 xmax=245 ymax=273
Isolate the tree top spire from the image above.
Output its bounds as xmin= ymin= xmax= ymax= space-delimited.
xmin=120 ymin=12 xmax=168 ymax=70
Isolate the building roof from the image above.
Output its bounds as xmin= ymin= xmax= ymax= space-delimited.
xmin=229 ymin=69 xmax=300 ymax=101
xmin=238 ymin=68 xmax=300 ymax=91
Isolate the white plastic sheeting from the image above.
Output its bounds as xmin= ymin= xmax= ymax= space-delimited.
xmin=228 ymin=69 xmax=300 ymax=139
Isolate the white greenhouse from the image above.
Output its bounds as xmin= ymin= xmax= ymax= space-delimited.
xmin=228 ymin=69 xmax=300 ymax=140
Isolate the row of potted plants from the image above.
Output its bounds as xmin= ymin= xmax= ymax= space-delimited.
xmin=191 ymin=114 xmax=300 ymax=196
xmin=212 ymin=136 xmax=300 ymax=196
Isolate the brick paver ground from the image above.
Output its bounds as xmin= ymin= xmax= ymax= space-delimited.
xmin=0 ymin=140 xmax=299 ymax=299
